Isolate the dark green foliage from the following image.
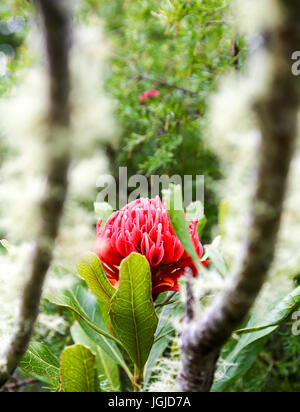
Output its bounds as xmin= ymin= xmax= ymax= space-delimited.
xmin=0 ymin=1 xmax=32 ymax=96
xmin=80 ymin=0 xmax=243 ymax=240
xmin=230 ymin=321 xmax=300 ymax=392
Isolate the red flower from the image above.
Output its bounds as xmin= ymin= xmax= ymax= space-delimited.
xmin=139 ymin=89 xmax=160 ymax=103
xmin=95 ymin=197 xmax=210 ymax=298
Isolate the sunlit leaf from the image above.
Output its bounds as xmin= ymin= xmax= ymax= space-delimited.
xmin=20 ymin=342 xmax=60 ymax=389
xmin=78 ymin=253 xmax=116 ymax=307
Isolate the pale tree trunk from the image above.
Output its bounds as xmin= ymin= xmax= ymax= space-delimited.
xmin=176 ymin=0 xmax=300 ymax=392
xmin=0 ymin=0 xmax=72 ymax=387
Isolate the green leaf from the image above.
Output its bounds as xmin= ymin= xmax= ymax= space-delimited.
xmin=94 ymin=201 xmax=114 ymax=226
xmin=109 ymin=253 xmax=158 ymax=370
xmin=46 ymin=285 xmax=132 ymax=379
xmin=235 ymin=285 xmax=300 ymax=335
xmin=205 ymin=237 xmax=229 ymax=278
xmin=144 ymin=294 xmax=181 ymax=385
xmin=20 ymin=342 xmax=60 ymax=388
xmin=77 ymin=253 xmax=116 ymax=307
xmin=197 ymin=216 xmax=207 ymax=241
xmin=60 ymin=344 xmax=97 ymax=392
xmin=71 ymin=324 xmax=120 ymax=392
xmin=0 ymin=239 xmax=11 ymax=252
xmin=211 ymin=286 xmax=300 ymax=391
xmin=162 ymin=185 xmax=201 ymax=270
xmin=46 ymin=287 xmax=119 ymax=345
xmin=211 ymin=337 xmax=268 ymax=392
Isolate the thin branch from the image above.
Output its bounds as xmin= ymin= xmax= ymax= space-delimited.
xmin=184 ymin=270 xmax=196 ymax=323
xmin=176 ymin=0 xmax=300 ymax=392
xmin=0 ymin=378 xmax=37 ymax=393
xmin=136 ymin=74 xmax=198 ymax=97
xmin=155 ymin=291 xmax=178 ymax=309
xmin=0 ymin=0 xmax=72 ymax=387
xmin=205 ymin=20 xmax=230 ymax=27
xmin=232 ymin=37 xmax=240 ymax=70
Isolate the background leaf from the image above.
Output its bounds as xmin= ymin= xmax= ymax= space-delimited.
xmin=20 ymin=342 xmax=60 ymax=389
xmin=236 ymin=286 xmax=300 ymax=334
xmin=46 ymin=285 xmax=132 ymax=379
xmin=109 ymin=253 xmax=158 ymax=371
xmin=212 ymin=337 xmax=268 ymax=392
xmin=71 ymin=324 xmax=121 ymax=392
xmin=205 ymin=237 xmax=229 ymax=278
xmin=60 ymin=344 xmax=97 ymax=392
xmin=144 ymin=294 xmax=181 ymax=385
xmin=211 ymin=286 xmax=300 ymax=391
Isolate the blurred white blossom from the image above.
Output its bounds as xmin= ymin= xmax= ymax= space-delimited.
xmin=0 ymin=242 xmax=35 ymax=354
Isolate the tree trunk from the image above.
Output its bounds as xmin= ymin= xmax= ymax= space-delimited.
xmin=176 ymin=0 xmax=300 ymax=392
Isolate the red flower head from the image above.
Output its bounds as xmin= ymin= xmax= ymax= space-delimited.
xmin=95 ymin=197 xmax=210 ymax=298
xmin=139 ymin=89 xmax=160 ymax=103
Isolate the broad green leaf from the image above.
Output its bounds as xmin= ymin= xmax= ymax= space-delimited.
xmin=94 ymin=201 xmax=114 ymax=226
xmin=109 ymin=253 xmax=158 ymax=370
xmin=163 ymin=185 xmax=201 ymax=270
xmin=78 ymin=253 xmax=116 ymax=307
xmin=20 ymin=342 xmax=60 ymax=388
xmin=235 ymin=285 xmax=300 ymax=335
xmin=46 ymin=285 xmax=132 ymax=379
xmin=60 ymin=344 xmax=97 ymax=392
xmin=71 ymin=324 xmax=120 ymax=392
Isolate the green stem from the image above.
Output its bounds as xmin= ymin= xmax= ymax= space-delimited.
xmin=155 ymin=291 xmax=178 ymax=309
xmin=132 ymin=366 xmax=144 ymax=392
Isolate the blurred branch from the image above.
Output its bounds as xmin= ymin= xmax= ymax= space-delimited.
xmin=176 ymin=0 xmax=300 ymax=392
xmin=0 ymin=378 xmax=37 ymax=393
xmin=205 ymin=20 xmax=229 ymax=27
xmin=136 ymin=74 xmax=198 ymax=96
xmin=184 ymin=271 xmax=196 ymax=323
xmin=0 ymin=0 xmax=72 ymax=387
xmin=232 ymin=37 xmax=240 ymax=69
